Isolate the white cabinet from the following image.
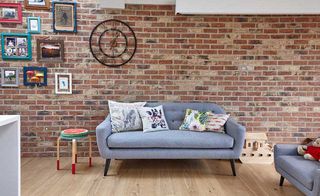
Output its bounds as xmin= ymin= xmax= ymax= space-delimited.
xmin=0 ymin=115 xmax=20 ymax=196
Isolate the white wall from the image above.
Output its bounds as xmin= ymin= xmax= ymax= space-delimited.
xmin=100 ymin=0 xmax=175 ymax=8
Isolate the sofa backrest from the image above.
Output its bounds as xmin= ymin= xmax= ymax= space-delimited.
xmin=145 ymin=102 xmax=226 ymax=130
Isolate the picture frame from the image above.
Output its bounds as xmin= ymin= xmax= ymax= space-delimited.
xmin=27 ymin=17 xmax=41 ymax=34
xmin=55 ymin=73 xmax=72 ymax=94
xmin=53 ymin=2 xmax=77 ymax=33
xmin=37 ymin=39 xmax=64 ymax=63
xmin=1 ymin=67 xmax=19 ymax=87
xmin=23 ymin=66 xmax=47 ymax=86
xmin=24 ymin=0 xmax=50 ymax=10
xmin=1 ymin=33 xmax=32 ymax=61
xmin=0 ymin=3 xmax=22 ymax=24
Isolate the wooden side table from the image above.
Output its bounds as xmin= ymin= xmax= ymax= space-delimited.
xmin=56 ymin=129 xmax=92 ymax=174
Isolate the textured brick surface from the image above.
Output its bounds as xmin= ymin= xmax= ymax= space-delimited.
xmin=1 ymin=0 xmax=320 ymax=157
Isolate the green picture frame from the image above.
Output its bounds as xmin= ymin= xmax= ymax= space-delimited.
xmin=1 ymin=33 xmax=32 ymax=61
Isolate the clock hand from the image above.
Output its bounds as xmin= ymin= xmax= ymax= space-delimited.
xmin=110 ymin=32 xmax=121 ymax=50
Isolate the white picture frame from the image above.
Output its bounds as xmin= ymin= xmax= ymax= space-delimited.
xmin=55 ymin=73 xmax=72 ymax=94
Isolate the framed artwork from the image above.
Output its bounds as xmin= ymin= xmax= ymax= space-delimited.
xmin=23 ymin=67 xmax=47 ymax=86
xmin=1 ymin=67 xmax=19 ymax=87
xmin=53 ymin=2 xmax=77 ymax=33
xmin=37 ymin=39 xmax=64 ymax=62
xmin=55 ymin=73 xmax=72 ymax=94
xmin=27 ymin=17 xmax=41 ymax=34
xmin=0 ymin=3 xmax=22 ymax=24
xmin=24 ymin=0 xmax=50 ymax=10
xmin=1 ymin=33 xmax=32 ymax=61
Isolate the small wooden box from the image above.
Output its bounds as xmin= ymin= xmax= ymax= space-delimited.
xmin=240 ymin=133 xmax=274 ymax=164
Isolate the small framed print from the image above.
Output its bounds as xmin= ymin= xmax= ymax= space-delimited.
xmin=37 ymin=39 xmax=64 ymax=63
xmin=1 ymin=67 xmax=19 ymax=87
xmin=53 ymin=2 xmax=77 ymax=33
xmin=0 ymin=3 xmax=22 ymax=24
xmin=27 ymin=17 xmax=41 ymax=34
xmin=23 ymin=66 xmax=47 ymax=86
xmin=1 ymin=33 xmax=32 ymax=61
xmin=55 ymin=73 xmax=72 ymax=94
xmin=24 ymin=0 xmax=50 ymax=10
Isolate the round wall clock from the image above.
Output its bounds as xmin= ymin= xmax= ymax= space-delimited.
xmin=89 ymin=19 xmax=137 ymax=67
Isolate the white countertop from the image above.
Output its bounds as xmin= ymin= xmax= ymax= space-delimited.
xmin=0 ymin=115 xmax=20 ymax=127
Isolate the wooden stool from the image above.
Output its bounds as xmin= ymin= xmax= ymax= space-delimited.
xmin=56 ymin=129 xmax=92 ymax=174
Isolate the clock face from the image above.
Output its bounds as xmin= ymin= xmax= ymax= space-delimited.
xmin=89 ymin=19 xmax=137 ymax=67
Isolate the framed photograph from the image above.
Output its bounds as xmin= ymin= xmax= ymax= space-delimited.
xmin=1 ymin=67 xmax=19 ymax=87
xmin=53 ymin=2 xmax=77 ymax=33
xmin=37 ymin=39 xmax=64 ymax=63
xmin=27 ymin=17 xmax=41 ymax=34
xmin=23 ymin=66 xmax=47 ymax=86
xmin=55 ymin=73 xmax=72 ymax=94
xmin=24 ymin=0 xmax=50 ymax=10
xmin=1 ymin=33 xmax=32 ymax=61
xmin=0 ymin=3 xmax=22 ymax=24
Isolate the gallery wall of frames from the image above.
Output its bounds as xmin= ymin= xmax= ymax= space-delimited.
xmin=0 ymin=1 xmax=74 ymax=93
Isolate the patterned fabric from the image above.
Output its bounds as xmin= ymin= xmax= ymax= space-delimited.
xmin=138 ymin=105 xmax=169 ymax=132
xmin=206 ymin=112 xmax=230 ymax=132
xmin=179 ymin=109 xmax=209 ymax=131
xmin=108 ymin=100 xmax=146 ymax=132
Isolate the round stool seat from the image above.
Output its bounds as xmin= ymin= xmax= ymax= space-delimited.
xmin=61 ymin=129 xmax=89 ymax=139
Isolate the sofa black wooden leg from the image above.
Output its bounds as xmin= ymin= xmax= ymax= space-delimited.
xmin=104 ymin=159 xmax=111 ymax=176
xmin=230 ymin=159 xmax=236 ymax=176
xmin=279 ymin=176 xmax=285 ymax=186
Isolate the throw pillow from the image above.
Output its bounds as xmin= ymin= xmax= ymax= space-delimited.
xmin=138 ymin=105 xmax=169 ymax=132
xmin=206 ymin=112 xmax=230 ymax=133
xmin=108 ymin=100 xmax=146 ymax=133
xmin=179 ymin=109 xmax=209 ymax=131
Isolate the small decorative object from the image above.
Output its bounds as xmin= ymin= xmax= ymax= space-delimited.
xmin=1 ymin=67 xmax=19 ymax=87
xmin=27 ymin=17 xmax=41 ymax=34
xmin=0 ymin=3 xmax=22 ymax=24
xmin=240 ymin=133 xmax=274 ymax=164
xmin=53 ymin=2 xmax=77 ymax=33
xmin=55 ymin=73 xmax=72 ymax=94
xmin=297 ymin=138 xmax=320 ymax=161
xmin=23 ymin=66 xmax=47 ymax=86
xmin=24 ymin=0 xmax=50 ymax=10
xmin=89 ymin=19 xmax=137 ymax=67
xmin=37 ymin=39 xmax=64 ymax=62
xmin=1 ymin=33 xmax=32 ymax=60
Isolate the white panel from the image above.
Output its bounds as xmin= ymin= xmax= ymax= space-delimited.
xmin=176 ymin=0 xmax=320 ymax=15
xmin=99 ymin=0 xmax=125 ymax=9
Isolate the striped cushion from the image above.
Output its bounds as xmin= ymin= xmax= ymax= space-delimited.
xmin=206 ymin=113 xmax=230 ymax=133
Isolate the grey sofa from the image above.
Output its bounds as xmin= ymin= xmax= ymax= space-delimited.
xmin=275 ymin=144 xmax=320 ymax=196
xmin=96 ymin=102 xmax=246 ymax=176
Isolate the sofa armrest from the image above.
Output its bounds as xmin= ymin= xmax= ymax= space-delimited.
xmin=274 ymin=144 xmax=299 ymax=159
xmin=225 ymin=118 xmax=246 ymax=158
xmin=96 ymin=115 xmax=112 ymax=159
xmin=313 ymin=169 xmax=320 ymax=196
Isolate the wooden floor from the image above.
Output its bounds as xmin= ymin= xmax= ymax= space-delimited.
xmin=22 ymin=158 xmax=303 ymax=196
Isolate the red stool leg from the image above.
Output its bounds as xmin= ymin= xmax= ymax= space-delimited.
xmin=72 ymin=139 xmax=77 ymax=174
xmin=57 ymin=137 xmax=60 ymax=170
xmin=89 ymin=136 xmax=92 ymax=167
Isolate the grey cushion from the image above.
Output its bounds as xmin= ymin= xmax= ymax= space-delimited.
xmin=277 ymin=155 xmax=319 ymax=190
xmin=145 ymin=102 xmax=226 ymax=130
xmin=107 ymin=130 xmax=234 ymax=149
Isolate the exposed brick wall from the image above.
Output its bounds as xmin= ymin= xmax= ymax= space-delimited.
xmin=1 ymin=0 xmax=320 ymax=157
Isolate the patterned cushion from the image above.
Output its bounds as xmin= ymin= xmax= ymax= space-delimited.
xmin=108 ymin=100 xmax=146 ymax=133
xmin=138 ymin=105 xmax=169 ymax=132
xmin=206 ymin=112 xmax=230 ymax=133
xmin=179 ymin=109 xmax=209 ymax=131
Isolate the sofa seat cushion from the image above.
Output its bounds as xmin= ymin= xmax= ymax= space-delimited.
xmin=277 ymin=155 xmax=319 ymax=190
xmin=107 ymin=130 xmax=234 ymax=149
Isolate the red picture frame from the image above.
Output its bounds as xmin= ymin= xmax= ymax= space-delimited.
xmin=0 ymin=3 xmax=22 ymax=24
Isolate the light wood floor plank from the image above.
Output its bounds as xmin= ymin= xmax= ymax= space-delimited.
xmin=22 ymin=158 xmax=303 ymax=196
